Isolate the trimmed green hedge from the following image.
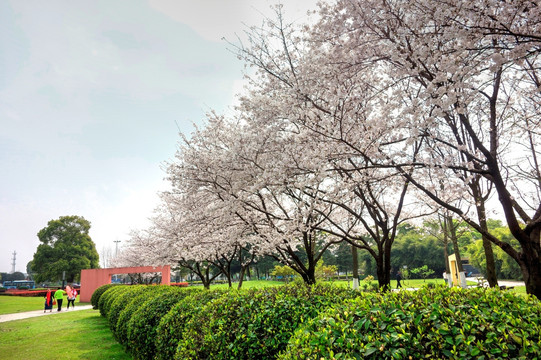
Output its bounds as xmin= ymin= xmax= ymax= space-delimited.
xmin=113 ymin=286 xmax=175 ymax=348
xmin=96 ymin=283 xmax=541 ymax=359
xmin=175 ymin=283 xmax=359 ymax=360
xmin=98 ymin=285 xmax=127 ymax=318
xmin=279 ymin=286 xmax=541 ymax=359
xmin=107 ymin=285 xmax=154 ymax=334
xmin=155 ymin=289 xmax=228 ymax=360
xmin=125 ymin=287 xmax=196 ymax=359
xmin=90 ymin=284 xmax=117 ymax=309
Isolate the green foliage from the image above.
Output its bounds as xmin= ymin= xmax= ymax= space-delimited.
xmin=125 ymin=287 xmax=194 ymax=359
xmin=0 ymin=271 xmax=26 ymax=282
xmin=155 ymin=289 xmax=225 ymax=360
xmin=114 ymin=285 xmax=173 ymax=348
xmin=31 ymin=215 xmax=100 ymax=283
xmin=468 ymin=223 xmax=522 ymax=280
xmin=315 ymin=261 xmax=338 ymax=280
xmin=90 ymin=284 xmax=117 ymax=310
xmin=107 ymin=285 xmax=154 ymax=333
xmin=0 ymin=308 xmax=131 ymax=360
xmin=280 ymin=287 xmax=541 ymax=359
xmin=410 ymin=265 xmax=435 ymax=282
xmin=271 ymin=265 xmax=296 ymax=280
xmin=98 ymin=285 xmax=128 ymax=318
xmin=175 ymin=283 xmax=359 ymax=360
xmin=390 ymin=224 xmax=446 ymax=277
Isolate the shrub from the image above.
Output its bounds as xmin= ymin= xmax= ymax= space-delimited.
xmin=0 ymin=289 xmax=48 ymax=297
xmin=114 ymin=285 xmax=174 ymax=348
xmin=98 ymin=285 xmax=127 ymax=317
xmin=90 ymin=284 xmax=117 ymax=309
xmin=155 ymin=289 xmax=226 ymax=360
xmin=107 ymin=285 xmax=153 ymax=333
xmin=125 ymin=287 xmax=195 ymax=359
xmin=279 ymin=287 xmax=541 ymax=359
xmin=175 ymin=283 xmax=359 ymax=360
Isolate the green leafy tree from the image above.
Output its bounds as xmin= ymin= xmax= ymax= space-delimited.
xmin=335 ymin=242 xmax=355 ymax=276
xmin=271 ymin=264 xmax=296 ymax=282
xmin=31 ymin=215 xmax=100 ymax=283
xmin=315 ymin=260 xmax=338 ymax=281
xmin=468 ymin=220 xmax=522 ymax=280
xmin=0 ymin=272 xmax=25 ymax=282
xmin=410 ymin=265 xmax=435 ymax=282
xmin=391 ymin=223 xmax=446 ymax=277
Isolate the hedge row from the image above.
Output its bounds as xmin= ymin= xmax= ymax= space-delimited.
xmin=279 ymin=286 xmax=541 ymax=359
xmin=175 ymin=284 xmax=359 ymax=360
xmin=93 ymin=284 xmax=541 ymax=359
xmin=90 ymin=283 xmax=118 ymax=309
xmin=0 ymin=289 xmax=49 ymax=297
xmin=94 ymin=283 xmax=358 ymax=360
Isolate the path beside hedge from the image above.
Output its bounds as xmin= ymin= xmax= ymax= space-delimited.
xmin=0 ymin=304 xmax=93 ymax=323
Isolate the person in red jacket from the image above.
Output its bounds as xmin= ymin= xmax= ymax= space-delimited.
xmin=44 ymin=289 xmax=54 ymax=313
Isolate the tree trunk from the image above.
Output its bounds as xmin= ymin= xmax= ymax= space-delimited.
xmin=442 ymin=237 xmax=450 ymax=275
xmin=481 ymin=236 xmax=498 ymax=286
xmin=519 ymin=228 xmax=541 ymax=298
xmin=375 ymin=245 xmax=391 ymax=290
xmin=352 ymin=245 xmax=359 ymax=290
xmin=238 ymin=266 xmax=246 ymax=289
xmin=471 ymin=179 xmax=498 ymax=287
xmin=447 ymin=215 xmax=464 ymax=273
xmin=202 ymin=268 xmax=211 ymax=290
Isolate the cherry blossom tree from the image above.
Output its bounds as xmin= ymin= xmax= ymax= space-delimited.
xmin=226 ymin=0 xmax=541 ymax=296
xmin=308 ymin=0 xmax=541 ymax=296
xmin=229 ymin=6 xmax=432 ymax=290
xmin=166 ymin=113 xmax=345 ymax=285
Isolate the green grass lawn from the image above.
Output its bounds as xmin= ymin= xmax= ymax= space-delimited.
xmin=210 ymin=280 xmax=284 ymax=289
xmin=0 ymin=309 xmax=131 ymax=360
xmin=0 ymin=295 xmax=87 ymax=315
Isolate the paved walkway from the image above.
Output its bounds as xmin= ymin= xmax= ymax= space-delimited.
xmin=0 ymin=304 xmax=93 ymax=323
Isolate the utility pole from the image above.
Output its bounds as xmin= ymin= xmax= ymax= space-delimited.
xmin=113 ymin=240 xmax=121 ymax=283
xmin=10 ymin=251 xmax=16 ymax=273
xmin=114 ymin=240 xmax=121 ymax=256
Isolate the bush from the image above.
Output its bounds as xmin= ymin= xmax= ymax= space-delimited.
xmin=91 ymin=284 xmax=117 ymax=309
xmin=175 ymin=283 xmax=359 ymax=360
xmin=107 ymin=285 xmax=154 ymax=333
xmin=125 ymin=287 xmax=195 ymax=359
xmin=279 ymin=286 xmax=541 ymax=359
xmin=0 ymin=289 xmax=49 ymax=297
xmin=98 ymin=285 xmax=127 ymax=318
xmin=114 ymin=285 xmax=174 ymax=348
xmin=155 ymin=289 xmax=226 ymax=360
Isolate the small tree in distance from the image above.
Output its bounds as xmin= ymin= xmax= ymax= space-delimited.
xmin=411 ymin=265 xmax=436 ymax=283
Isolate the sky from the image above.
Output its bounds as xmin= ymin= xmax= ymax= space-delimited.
xmin=0 ymin=0 xmax=320 ymax=273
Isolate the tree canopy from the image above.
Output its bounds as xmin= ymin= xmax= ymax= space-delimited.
xmin=31 ymin=215 xmax=100 ymax=283
xmin=114 ymin=0 xmax=541 ymax=298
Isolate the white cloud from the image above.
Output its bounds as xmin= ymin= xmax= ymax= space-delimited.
xmin=148 ymin=0 xmax=319 ymax=42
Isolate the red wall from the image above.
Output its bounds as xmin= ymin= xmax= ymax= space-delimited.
xmin=79 ymin=265 xmax=171 ymax=303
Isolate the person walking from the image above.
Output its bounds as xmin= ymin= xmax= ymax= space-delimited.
xmin=54 ymin=288 xmax=65 ymax=312
xmin=396 ymin=271 xmax=403 ymax=289
xmin=44 ymin=289 xmax=54 ymax=313
xmin=67 ymin=286 xmax=77 ymax=310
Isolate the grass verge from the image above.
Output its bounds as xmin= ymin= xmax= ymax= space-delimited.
xmin=0 ymin=295 xmax=86 ymax=315
xmin=0 ymin=309 xmax=131 ymax=360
